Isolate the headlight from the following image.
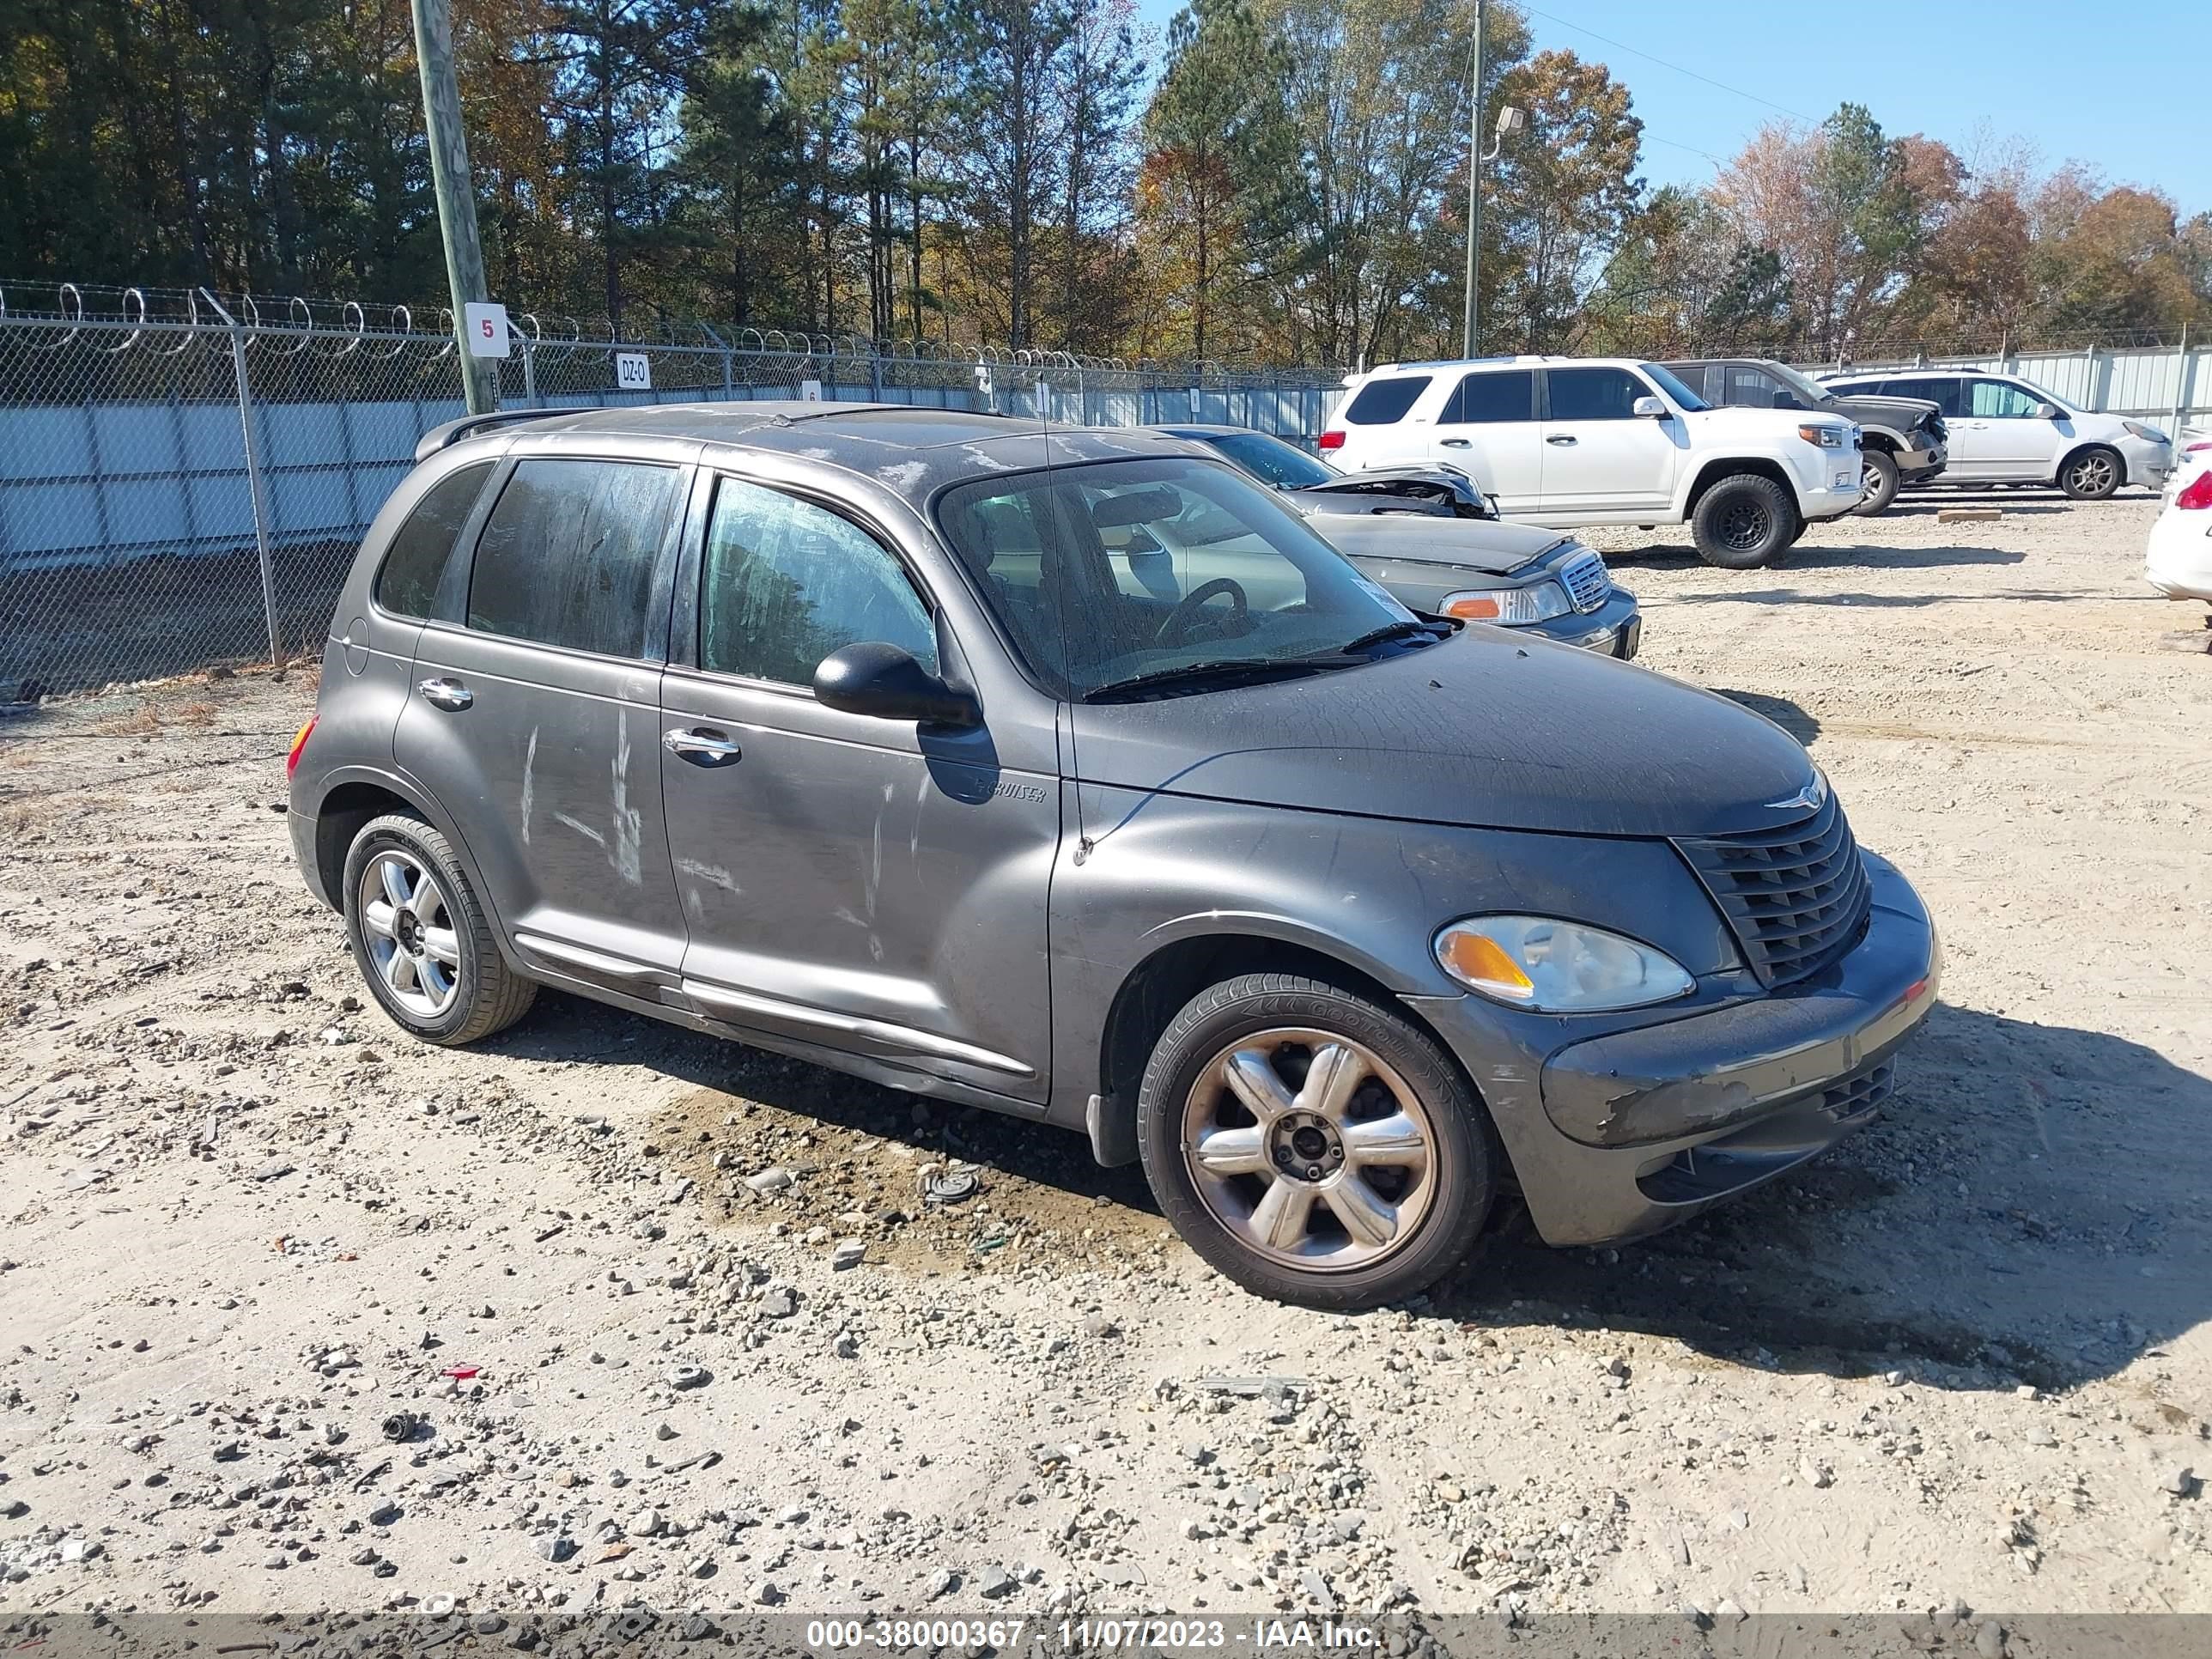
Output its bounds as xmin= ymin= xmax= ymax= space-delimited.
xmin=1796 ymin=422 xmax=1849 ymax=449
xmin=1434 ymin=916 xmax=1695 ymax=1012
xmin=1441 ymin=580 xmax=1570 ymax=624
xmin=2123 ymin=420 xmax=2169 ymax=444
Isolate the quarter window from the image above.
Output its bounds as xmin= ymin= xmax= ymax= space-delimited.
xmin=375 ymin=462 xmax=492 ymax=619
xmin=1341 ymin=375 xmax=1432 ymax=425
xmin=466 ymin=459 xmax=682 ymax=657
xmin=1547 ymin=367 xmax=1648 ymax=422
xmin=1442 ymin=368 xmax=1534 ymax=424
xmin=699 ymin=479 xmax=937 ymax=686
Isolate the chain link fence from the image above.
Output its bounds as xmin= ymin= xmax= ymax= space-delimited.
xmin=1 ymin=287 xmax=1345 ymax=698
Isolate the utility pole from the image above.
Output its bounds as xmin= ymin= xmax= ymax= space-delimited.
xmin=411 ymin=0 xmax=497 ymax=415
xmin=1460 ymin=0 xmax=1486 ymax=361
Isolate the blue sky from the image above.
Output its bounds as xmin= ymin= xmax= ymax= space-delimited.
xmin=1128 ymin=0 xmax=2205 ymax=216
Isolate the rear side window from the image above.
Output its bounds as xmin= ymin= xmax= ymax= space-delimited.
xmin=1882 ymin=377 xmax=1963 ymax=416
xmin=467 ymin=459 xmax=683 ymax=658
xmin=1666 ymin=364 xmax=1709 ymax=399
xmin=699 ymin=479 xmax=937 ymax=686
xmin=1547 ymin=366 xmax=1649 ymax=421
xmin=1342 ymin=375 xmax=1432 ymax=425
xmin=1442 ymin=368 xmax=1534 ymax=423
xmin=375 ymin=462 xmax=492 ymax=618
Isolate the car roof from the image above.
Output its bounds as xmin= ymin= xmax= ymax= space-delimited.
xmin=445 ymin=401 xmax=1216 ymax=511
xmin=1150 ymin=422 xmax=1279 ymax=441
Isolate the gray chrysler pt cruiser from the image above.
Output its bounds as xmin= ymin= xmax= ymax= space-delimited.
xmin=288 ymin=404 xmax=1940 ymax=1309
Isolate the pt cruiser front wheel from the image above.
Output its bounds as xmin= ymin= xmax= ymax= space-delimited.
xmin=1136 ymin=974 xmax=1498 ymax=1308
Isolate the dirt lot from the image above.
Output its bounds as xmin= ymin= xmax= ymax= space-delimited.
xmin=2 ymin=488 xmax=2208 ymax=1630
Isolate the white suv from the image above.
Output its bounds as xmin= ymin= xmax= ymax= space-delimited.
xmin=1817 ymin=368 xmax=2172 ymax=499
xmin=1318 ymin=356 xmax=1862 ymax=568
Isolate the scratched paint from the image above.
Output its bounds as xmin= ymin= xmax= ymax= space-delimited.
xmin=519 ymin=727 xmax=538 ymax=846
xmin=608 ymin=710 xmax=643 ymax=885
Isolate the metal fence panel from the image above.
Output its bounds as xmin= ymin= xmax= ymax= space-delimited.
xmin=0 ymin=303 xmax=1345 ymax=697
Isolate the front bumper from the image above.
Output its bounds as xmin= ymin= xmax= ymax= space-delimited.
xmin=1423 ymin=852 xmax=1939 ymax=1248
xmin=1898 ymin=441 xmax=1947 ymax=481
xmin=2123 ymin=435 xmax=2174 ymax=489
xmin=1530 ymin=587 xmax=1641 ymax=659
xmin=1796 ymin=458 xmax=1866 ymax=522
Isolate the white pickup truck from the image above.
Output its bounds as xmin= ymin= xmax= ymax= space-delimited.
xmin=1318 ymin=356 xmax=1863 ymax=568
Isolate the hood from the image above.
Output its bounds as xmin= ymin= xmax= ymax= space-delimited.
xmin=1069 ymin=626 xmax=1819 ymax=838
xmin=1821 ymin=392 xmax=1941 ymax=428
xmin=1687 ymin=404 xmax=1847 ymax=439
xmin=1308 ymin=514 xmax=1568 ymax=576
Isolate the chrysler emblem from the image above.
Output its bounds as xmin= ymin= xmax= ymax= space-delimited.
xmin=1765 ymin=772 xmax=1829 ymax=814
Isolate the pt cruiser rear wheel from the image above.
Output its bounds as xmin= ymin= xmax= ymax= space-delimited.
xmin=342 ymin=813 xmax=538 ymax=1046
xmin=1136 ymin=974 xmax=1497 ymax=1308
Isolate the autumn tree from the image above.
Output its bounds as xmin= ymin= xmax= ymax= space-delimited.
xmin=1485 ymin=46 xmax=1643 ymax=349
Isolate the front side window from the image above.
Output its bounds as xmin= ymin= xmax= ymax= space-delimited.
xmin=1206 ymin=430 xmax=1334 ymax=489
xmin=938 ymin=457 xmax=1414 ymax=701
xmin=376 ymin=461 xmax=493 ymax=618
xmin=467 ymin=459 xmax=682 ymax=657
xmin=1969 ymin=380 xmax=2046 ymax=419
xmin=1342 ymin=375 xmax=1432 ymax=425
xmin=1443 ymin=368 xmax=1534 ymax=424
xmin=1727 ymin=366 xmax=1786 ymax=408
xmin=1638 ymin=362 xmax=1711 ymax=411
xmin=1547 ymin=366 xmax=1650 ymax=422
xmin=699 ymin=479 xmax=937 ymax=686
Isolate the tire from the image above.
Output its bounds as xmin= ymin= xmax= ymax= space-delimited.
xmin=1690 ymin=473 xmax=1798 ymax=568
xmin=341 ymin=812 xmax=537 ymax=1046
xmin=2059 ymin=446 xmax=2122 ymax=501
xmin=1851 ymin=447 xmax=1899 ymax=515
xmin=1134 ymin=973 xmax=1498 ymax=1309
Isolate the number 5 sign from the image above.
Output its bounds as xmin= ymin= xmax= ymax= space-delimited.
xmin=463 ymin=301 xmax=510 ymax=359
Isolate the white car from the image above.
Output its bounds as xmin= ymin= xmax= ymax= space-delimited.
xmin=2147 ymin=442 xmax=2212 ymax=603
xmin=1818 ymin=368 xmax=2173 ymax=500
xmin=1318 ymin=356 xmax=1862 ymax=568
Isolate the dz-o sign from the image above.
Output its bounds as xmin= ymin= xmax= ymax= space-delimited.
xmin=463 ymin=302 xmax=510 ymax=359
xmin=616 ymin=352 xmax=653 ymax=392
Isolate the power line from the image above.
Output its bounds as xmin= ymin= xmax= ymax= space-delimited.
xmin=1521 ymin=4 xmax=1821 ymax=125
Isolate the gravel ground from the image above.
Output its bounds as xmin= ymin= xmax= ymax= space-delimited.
xmin=2 ymin=488 xmax=2207 ymax=1629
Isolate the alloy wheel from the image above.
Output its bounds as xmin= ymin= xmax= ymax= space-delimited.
xmin=1179 ymin=1027 xmax=1438 ymax=1273
xmin=1717 ymin=499 xmax=1771 ymax=551
xmin=2068 ymin=454 xmax=2116 ymax=495
xmin=356 ymin=849 xmax=462 ymax=1018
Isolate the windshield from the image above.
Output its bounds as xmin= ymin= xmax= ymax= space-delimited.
xmin=1640 ymin=362 xmax=1711 ymax=412
xmin=1768 ymin=361 xmax=1834 ymax=404
xmin=937 ymin=456 xmax=1418 ymax=701
xmin=1203 ymin=430 xmax=1336 ymax=489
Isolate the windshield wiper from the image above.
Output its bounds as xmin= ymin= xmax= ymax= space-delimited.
xmin=1082 ymin=659 xmax=1332 ymax=703
xmin=1334 ymin=618 xmax=1443 ymax=656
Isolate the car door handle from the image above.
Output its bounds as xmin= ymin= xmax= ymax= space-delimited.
xmin=416 ymin=677 xmax=473 ymax=712
xmin=1547 ymin=434 xmax=1577 ymax=447
xmin=1439 ymin=437 xmax=1472 ymax=449
xmin=663 ymin=726 xmax=742 ymax=766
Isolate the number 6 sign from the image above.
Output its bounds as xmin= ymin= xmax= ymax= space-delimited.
xmin=462 ymin=302 xmax=510 ymax=359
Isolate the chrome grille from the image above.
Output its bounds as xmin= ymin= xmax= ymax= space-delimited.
xmin=1559 ymin=549 xmax=1610 ymax=614
xmin=1674 ymin=793 xmax=1872 ymax=988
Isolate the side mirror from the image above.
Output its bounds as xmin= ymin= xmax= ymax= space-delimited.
xmin=2036 ymin=401 xmax=2063 ymax=420
xmin=1632 ymin=395 xmax=1668 ymax=418
xmin=813 ymin=642 xmax=981 ymax=728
